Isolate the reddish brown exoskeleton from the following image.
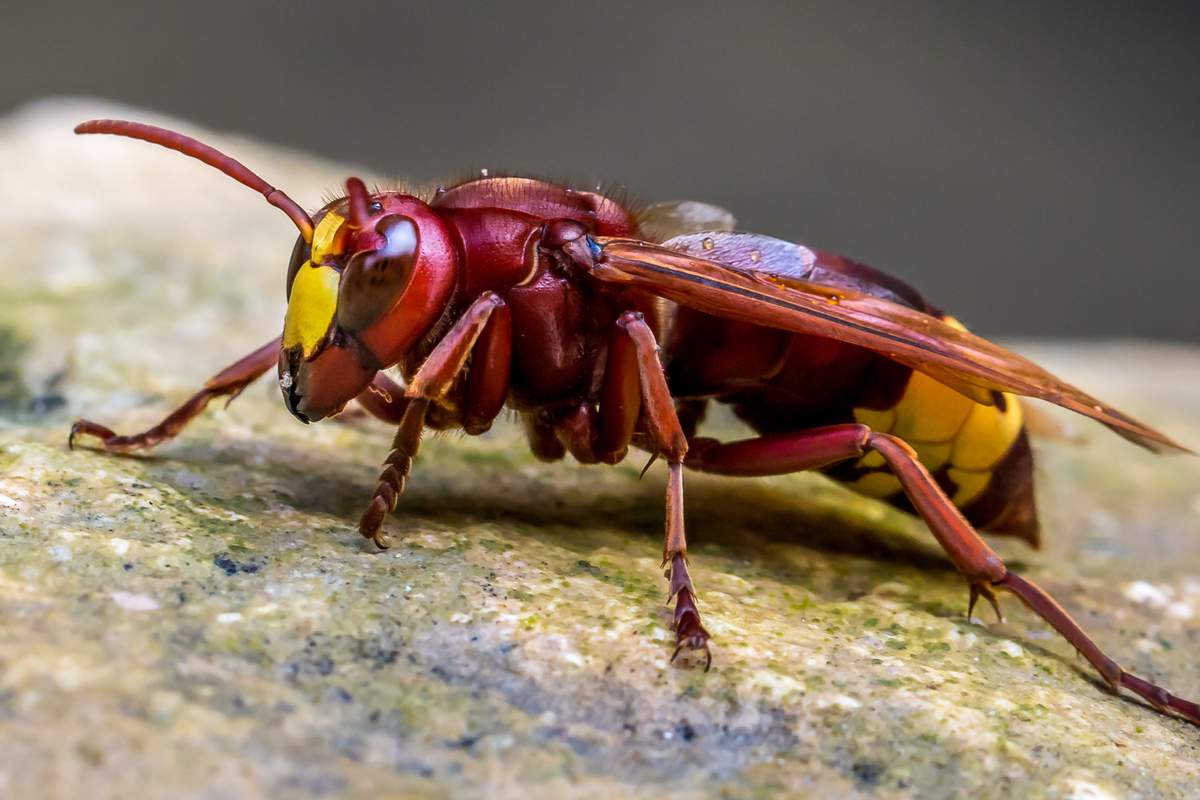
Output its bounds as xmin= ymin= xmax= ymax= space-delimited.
xmin=68 ymin=119 xmax=1199 ymax=726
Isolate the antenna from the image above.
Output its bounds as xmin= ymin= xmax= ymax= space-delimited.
xmin=74 ymin=119 xmax=314 ymax=242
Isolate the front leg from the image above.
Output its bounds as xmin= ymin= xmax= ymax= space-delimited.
xmin=358 ymin=292 xmax=510 ymax=548
xmin=69 ymin=337 xmax=280 ymax=453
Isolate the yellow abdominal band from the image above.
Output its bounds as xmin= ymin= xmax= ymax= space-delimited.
xmin=849 ymin=317 xmax=1023 ymax=507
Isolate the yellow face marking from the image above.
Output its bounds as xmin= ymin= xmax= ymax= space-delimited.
xmin=311 ymin=211 xmax=347 ymax=265
xmin=282 ymin=261 xmax=340 ymax=357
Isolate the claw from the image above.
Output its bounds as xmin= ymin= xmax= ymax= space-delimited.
xmin=968 ymin=582 xmax=1005 ymax=623
xmin=358 ymin=496 xmax=393 ymax=550
xmin=671 ymin=602 xmax=712 ymax=671
xmin=671 ymin=633 xmax=712 ymax=672
xmin=667 ymin=552 xmax=712 ymax=670
xmin=68 ymin=419 xmax=115 ymax=451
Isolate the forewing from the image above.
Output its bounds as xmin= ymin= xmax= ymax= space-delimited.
xmin=585 ymin=233 xmax=1187 ymax=454
xmin=662 ymin=232 xmax=994 ymax=405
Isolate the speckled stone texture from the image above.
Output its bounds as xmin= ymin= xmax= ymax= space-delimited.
xmin=2 ymin=100 xmax=1199 ymax=800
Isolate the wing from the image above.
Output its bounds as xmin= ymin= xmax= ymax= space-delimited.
xmin=579 ymin=232 xmax=1188 ymax=454
xmin=636 ymin=200 xmax=737 ymax=243
xmin=1019 ymin=399 xmax=1086 ymax=444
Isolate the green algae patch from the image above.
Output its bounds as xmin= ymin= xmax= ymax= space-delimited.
xmin=2 ymin=101 xmax=1200 ymax=799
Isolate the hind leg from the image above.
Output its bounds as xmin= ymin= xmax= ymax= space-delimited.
xmin=688 ymin=424 xmax=1200 ymax=724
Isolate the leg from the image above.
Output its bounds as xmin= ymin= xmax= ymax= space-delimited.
xmin=548 ymin=317 xmax=645 ymax=466
xmin=69 ymin=337 xmax=280 ymax=453
xmin=524 ymin=411 xmax=567 ymax=462
xmin=358 ymin=398 xmax=429 ymax=548
xmin=689 ymin=425 xmax=1200 ymax=724
xmin=595 ymin=321 xmax=641 ymax=462
xmin=554 ymin=403 xmax=602 ymax=464
xmin=462 ymin=302 xmax=512 ymax=435
xmin=358 ymin=293 xmax=507 ymax=548
xmin=676 ymin=399 xmax=708 ymax=442
xmin=611 ymin=312 xmax=710 ymax=668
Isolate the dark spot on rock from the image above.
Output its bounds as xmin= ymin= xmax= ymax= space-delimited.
xmin=676 ymin=721 xmax=696 ymax=742
xmin=123 ymin=563 xmax=133 ymax=571
xmin=447 ymin=733 xmax=481 ymax=750
xmin=282 ymin=636 xmax=340 ymax=682
xmin=213 ymin=554 xmax=239 ymax=575
xmin=575 ymin=559 xmax=602 ymax=576
xmin=851 ymin=760 xmax=885 ymax=786
xmin=212 ymin=552 xmax=264 ymax=576
xmin=354 ymin=633 xmax=401 ymax=669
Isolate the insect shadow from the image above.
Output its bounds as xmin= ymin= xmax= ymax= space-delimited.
xmin=157 ymin=425 xmax=959 ymax=583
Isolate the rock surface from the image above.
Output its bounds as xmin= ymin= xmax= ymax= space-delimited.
xmin=2 ymin=100 xmax=1199 ymax=799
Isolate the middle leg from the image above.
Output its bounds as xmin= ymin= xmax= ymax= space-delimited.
xmin=606 ymin=312 xmax=710 ymax=668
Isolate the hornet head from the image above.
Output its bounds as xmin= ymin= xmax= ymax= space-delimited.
xmin=73 ymin=120 xmax=459 ymax=424
xmin=278 ymin=177 xmax=459 ymax=421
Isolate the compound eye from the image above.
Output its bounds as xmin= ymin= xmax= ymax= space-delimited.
xmin=285 ymin=234 xmax=310 ymax=299
xmin=336 ymin=214 xmax=420 ymax=333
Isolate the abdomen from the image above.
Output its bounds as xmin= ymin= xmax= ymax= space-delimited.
xmin=666 ymin=309 xmax=1041 ymax=546
xmin=838 ymin=354 xmax=1039 ymax=547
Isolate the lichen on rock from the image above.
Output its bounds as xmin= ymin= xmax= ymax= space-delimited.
xmin=2 ymin=100 xmax=1200 ymax=799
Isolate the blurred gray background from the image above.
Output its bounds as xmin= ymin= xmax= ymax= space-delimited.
xmin=3 ymin=1 xmax=1197 ymax=341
